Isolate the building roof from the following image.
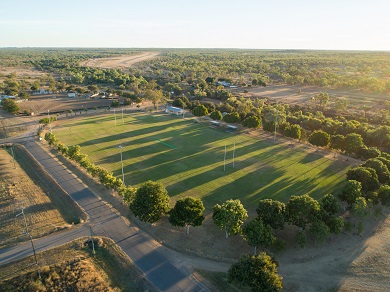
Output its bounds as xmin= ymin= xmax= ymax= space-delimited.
xmin=166 ymin=106 xmax=183 ymax=112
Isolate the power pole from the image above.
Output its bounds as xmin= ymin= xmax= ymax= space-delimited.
xmin=16 ymin=208 xmax=40 ymax=278
xmin=274 ymin=113 xmax=278 ymax=143
xmin=224 ymin=145 xmax=227 ymax=172
xmin=89 ymin=226 xmax=95 ymax=254
xmin=10 ymin=145 xmax=16 ymax=168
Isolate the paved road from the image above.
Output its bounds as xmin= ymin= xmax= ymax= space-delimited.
xmin=0 ymin=133 xmax=208 ymax=291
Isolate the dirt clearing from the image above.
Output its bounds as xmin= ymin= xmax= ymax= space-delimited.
xmin=80 ymin=52 xmax=159 ymax=69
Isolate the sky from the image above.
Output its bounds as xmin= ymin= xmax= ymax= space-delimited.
xmin=1 ymin=0 xmax=390 ymax=50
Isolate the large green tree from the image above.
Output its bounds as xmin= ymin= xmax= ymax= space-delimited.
xmin=320 ymin=194 xmax=340 ymax=216
xmin=228 ymin=253 xmax=283 ymax=292
xmin=210 ymin=110 xmax=222 ymax=121
xmin=168 ymin=197 xmax=205 ymax=236
xmin=286 ymin=195 xmax=321 ymax=230
xmin=344 ymin=133 xmax=364 ymax=156
xmin=212 ymin=199 xmax=248 ymax=239
xmin=363 ymin=158 xmax=390 ymax=184
xmin=310 ymin=219 xmax=330 ymax=244
xmin=308 ymin=130 xmax=330 ymax=147
xmin=338 ymin=180 xmax=362 ymax=206
xmin=346 ymin=167 xmax=380 ymax=192
xmin=243 ymin=116 xmax=261 ymax=128
xmin=242 ymin=219 xmax=275 ymax=255
xmin=256 ymin=199 xmax=286 ymax=230
xmin=377 ymin=185 xmax=390 ymax=206
xmin=130 ymin=181 xmax=170 ymax=224
xmin=192 ymin=105 xmax=208 ymax=117
xmin=1 ymin=98 xmax=20 ymax=114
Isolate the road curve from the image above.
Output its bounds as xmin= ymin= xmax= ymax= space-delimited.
xmin=0 ymin=136 xmax=208 ymax=291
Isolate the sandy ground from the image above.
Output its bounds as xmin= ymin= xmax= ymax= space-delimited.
xmin=79 ymin=52 xmax=159 ymax=69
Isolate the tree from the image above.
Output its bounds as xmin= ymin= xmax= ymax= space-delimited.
xmin=223 ymin=112 xmax=240 ymax=123
xmin=18 ymin=91 xmax=30 ymax=99
xmin=377 ymin=185 xmax=390 ymax=206
xmin=346 ymin=167 xmax=380 ymax=193
xmin=326 ymin=216 xmax=344 ymax=234
xmin=210 ymin=110 xmax=222 ymax=121
xmin=192 ymin=105 xmax=208 ymax=117
xmin=363 ymin=158 xmax=390 ymax=184
xmin=283 ymin=124 xmax=301 ymax=140
xmin=308 ymin=130 xmax=330 ymax=147
xmin=1 ymin=98 xmax=20 ymax=114
xmin=352 ymin=197 xmax=368 ymax=218
xmin=243 ymin=116 xmax=261 ymax=129
xmin=168 ymin=197 xmax=205 ymax=236
xmin=330 ymin=134 xmax=345 ymax=151
xmin=339 ymin=180 xmax=362 ymax=206
xmin=314 ymin=92 xmax=329 ymax=109
xmin=256 ymin=199 xmax=286 ymax=230
xmin=310 ymin=219 xmax=330 ymax=244
xmin=228 ymin=253 xmax=283 ymax=292
xmin=344 ymin=133 xmax=364 ymax=156
xmin=130 ymin=181 xmax=170 ymax=224
xmin=286 ymin=195 xmax=321 ymax=230
xmin=320 ymin=194 xmax=340 ymax=216
xmin=144 ymin=89 xmax=164 ymax=110
xmin=242 ymin=219 xmax=275 ymax=255
xmin=205 ymin=76 xmax=215 ymax=84
xmin=212 ymin=199 xmax=248 ymax=239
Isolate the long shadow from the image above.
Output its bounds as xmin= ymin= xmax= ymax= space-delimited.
xmin=201 ymin=166 xmax=288 ymax=209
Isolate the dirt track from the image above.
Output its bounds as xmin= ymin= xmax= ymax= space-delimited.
xmin=80 ymin=52 xmax=159 ymax=69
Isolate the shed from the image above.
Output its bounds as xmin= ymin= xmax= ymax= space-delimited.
xmin=165 ymin=106 xmax=183 ymax=115
xmin=68 ymin=92 xmax=76 ymax=98
xmin=226 ymin=125 xmax=237 ymax=132
xmin=210 ymin=120 xmax=221 ymax=127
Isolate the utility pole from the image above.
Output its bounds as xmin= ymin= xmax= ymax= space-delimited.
xmin=274 ymin=113 xmax=278 ymax=143
xmin=89 ymin=226 xmax=95 ymax=254
xmin=224 ymin=145 xmax=227 ymax=172
xmin=10 ymin=145 xmax=16 ymax=168
xmin=121 ymin=108 xmax=124 ymax=125
xmin=48 ymin=110 xmax=52 ymax=133
xmin=16 ymin=208 xmax=40 ymax=278
xmin=114 ymin=109 xmax=117 ymax=126
xmin=118 ymin=145 xmax=124 ymax=184
xmin=232 ymin=143 xmax=236 ymax=168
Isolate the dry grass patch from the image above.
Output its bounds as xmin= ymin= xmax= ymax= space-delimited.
xmin=0 ymin=238 xmax=156 ymax=292
xmin=0 ymin=148 xmax=70 ymax=248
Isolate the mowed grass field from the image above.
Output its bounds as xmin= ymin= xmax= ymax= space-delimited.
xmin=54 ymin=112 xmax=351 ymax=209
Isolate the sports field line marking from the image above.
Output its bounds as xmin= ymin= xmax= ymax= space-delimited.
xmin=156 ymin=139 xmax=177 ymax=149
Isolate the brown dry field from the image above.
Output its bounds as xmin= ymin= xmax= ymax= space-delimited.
xmin=0 ymin=67 xmax=45 ymax=83
xmin=0 ymin=148 xmax=69 ymax=248
xmin=43 ymin=118 xmax=390 ymax=292
xmin=18 ymin=97 xmax=114 ymax=115
xmin=231 ymin=84 xmax=387 ymax=113
xmin=79 ymin=52 xmax=159 ymax=70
